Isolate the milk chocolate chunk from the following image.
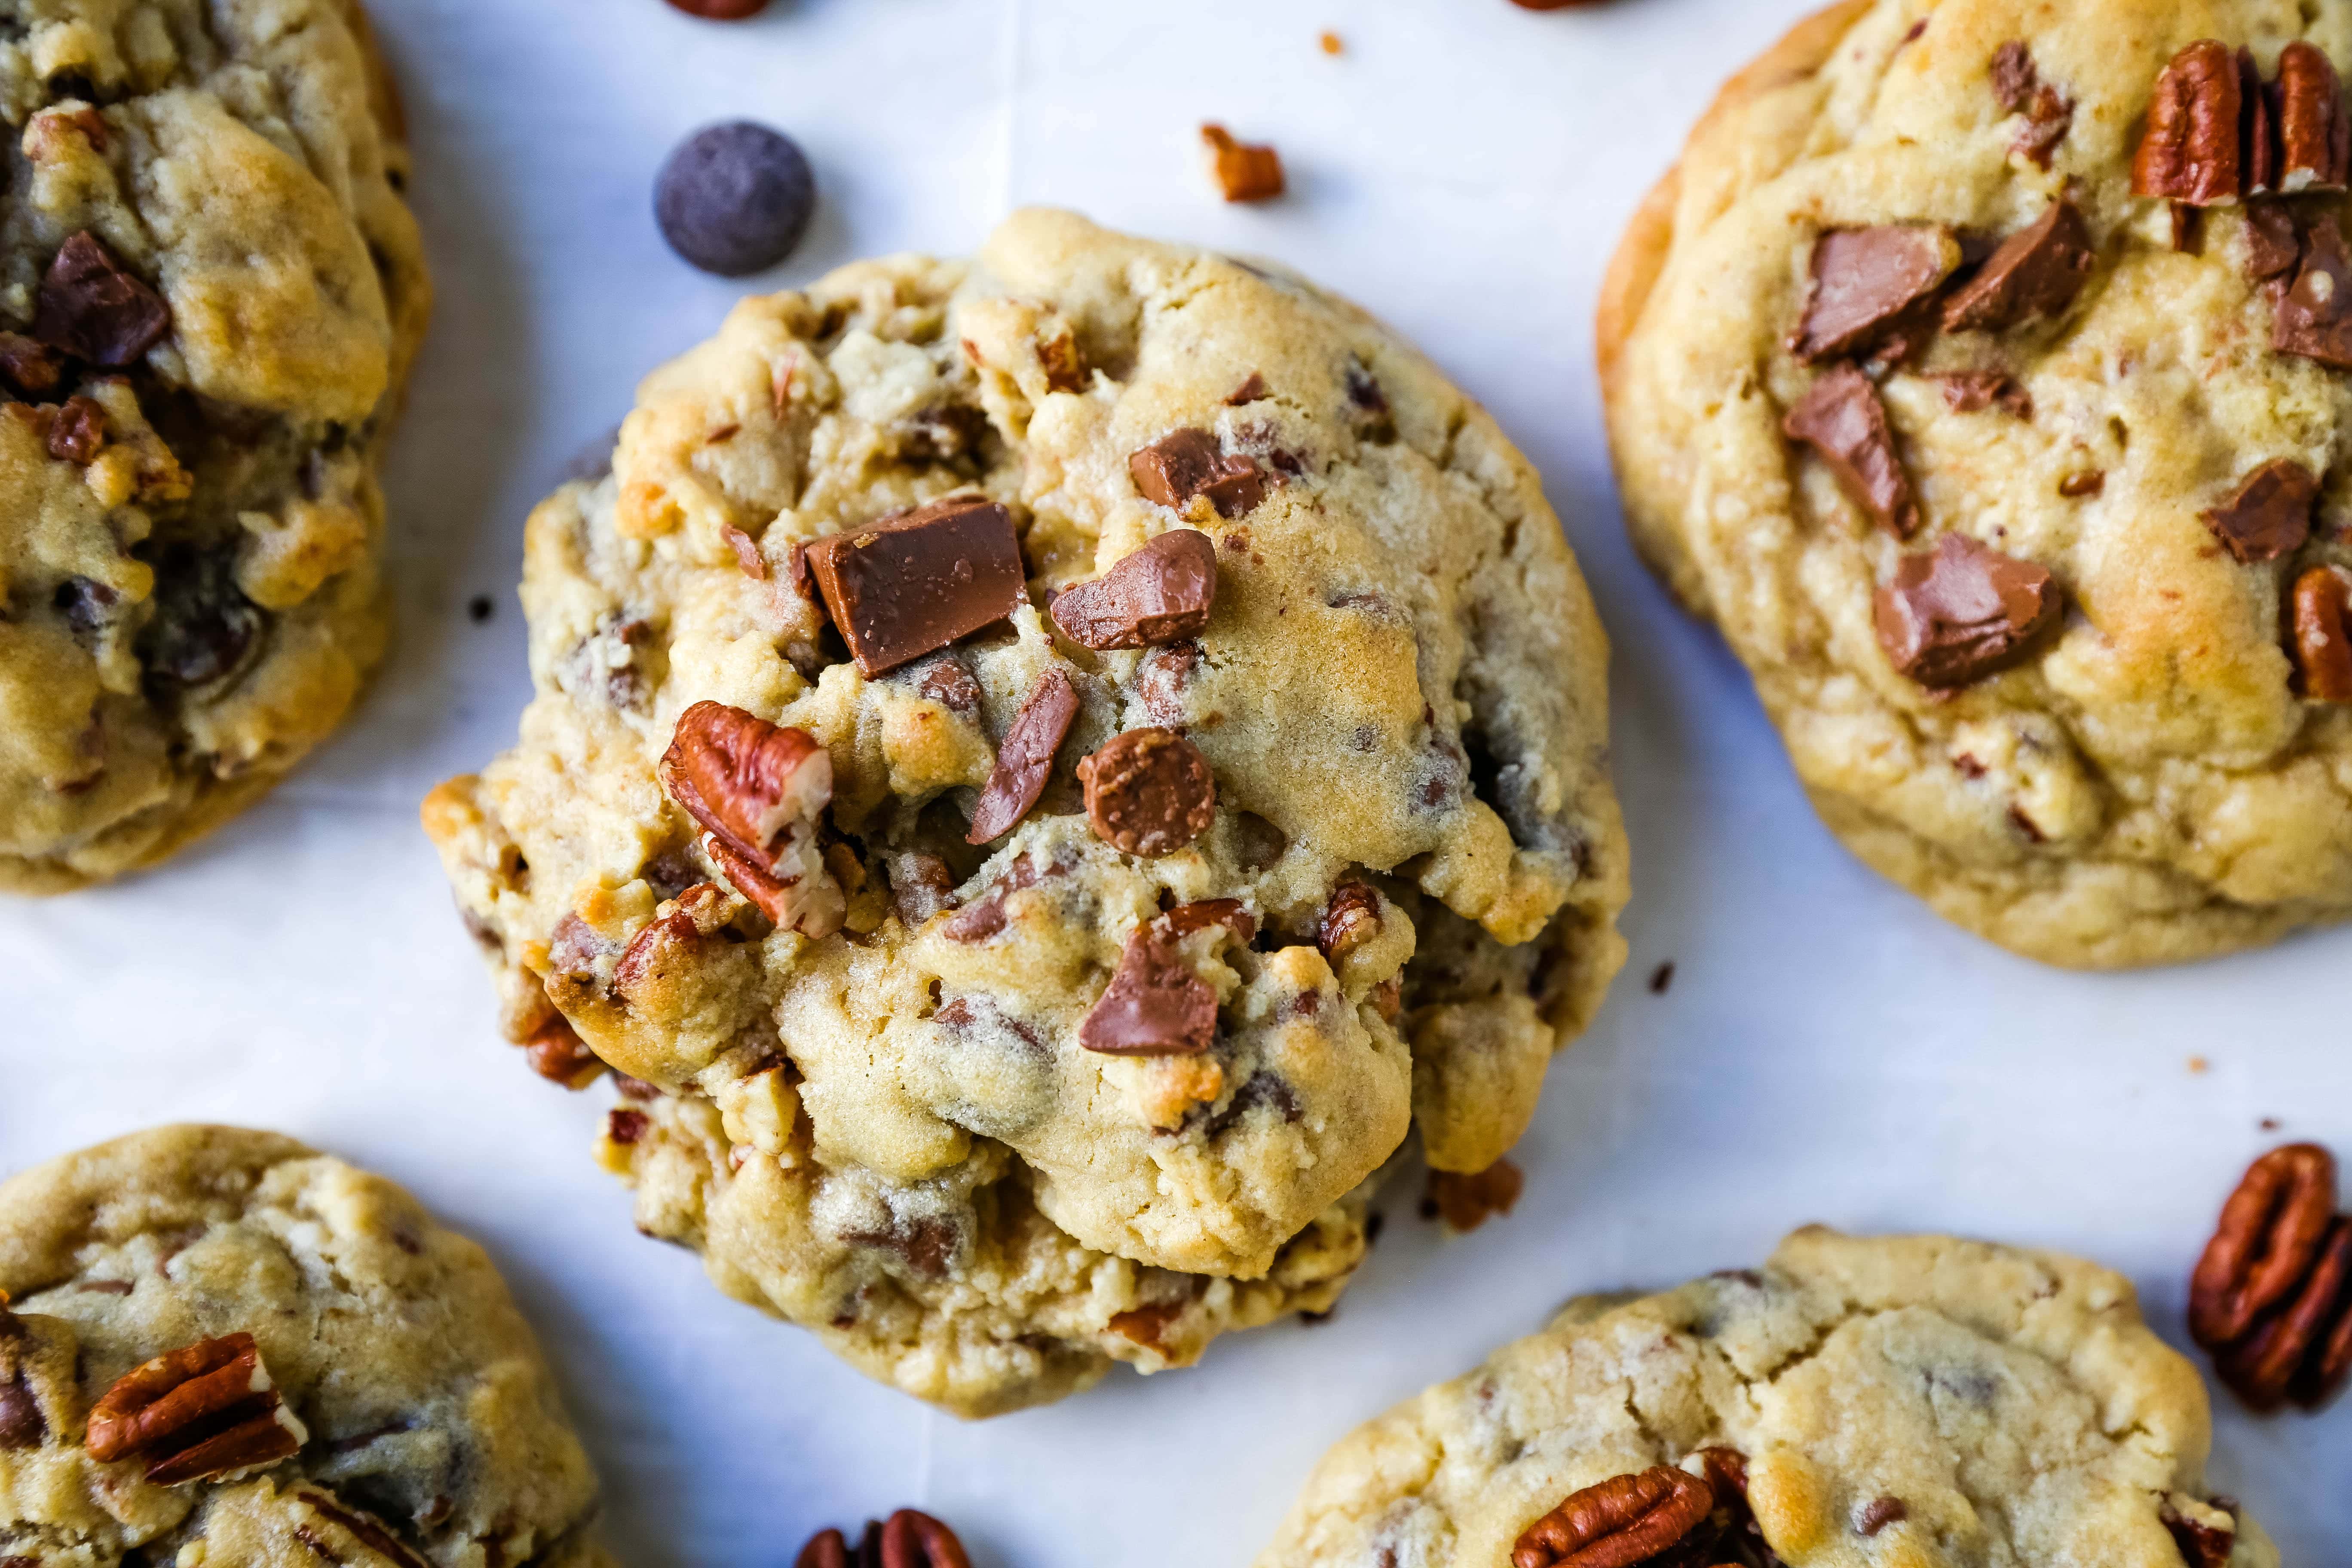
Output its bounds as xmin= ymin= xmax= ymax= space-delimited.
xmin=2245 ymin=203 xmax=2303 ymax=282
xmin=1874 ymin=533 xmax=2063 ymax=688
xmin=2278 ymin=41 xmax=2351 ymax=193
xmin=1790 ymin=226 xmax=1960 ymax=363
xmin=1991 ymin=41 xmax=2073 ymax=168
xmin=1130 ymin=428 xmax=1267 ymax=519
xmin=1078 ymin=927 xmax=1217 ymax=1055
xmin=2134 ymin=40 xmax=2244 ymax=205
xmin=803 ymin=496 xmax=1026 ymax=676
xmin=2273 ymin=216 xmax=2352 ymax=366
xmin=1936 ymin=371 xmax=2031 ymax=418
xmin=966 ymin=668 xmax=1079 ymax=844
xmin=1050 ymin=530 xmax=1218 ymax=649
xmin=1941 ymin=199 xmax=2095 ymax=333
xmin=1079 ymin=727 xmax=1216 ymax=857
xmin=2203 ymin=459 xmax=2317 ymax=562
xmin=31 ymin=231 xmax=171 ymax=367
xmin=1783 ymin=364 xmax=1920 ymax=536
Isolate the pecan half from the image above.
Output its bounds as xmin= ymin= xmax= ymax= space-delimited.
xmin=658 ymin=701 xmax=842 ymax=936
xmin=1512 ymin=1465 xmax=1715 ymax=1568
xmin=2217 ymin=1215 xmax=2352 ymax=1410
xmin=2134 ymin=41 xmax=2242 ymax=205
xmin=85 ymin=1333 xmax=308 ymax=1484
xmin=796 ymin=1510 xmax=972 ymax=1568
xmin=2292 ymin=565 xmax=2352 ymax=702
xmin=2278 ymin=41 xmax=2351 ymax=193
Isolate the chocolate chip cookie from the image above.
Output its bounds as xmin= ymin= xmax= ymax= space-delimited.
xmin=1600 ymin=0 xmax=2352 ymax=967
xmin=1259 ymin=1228 xmax=2275 ymax=1568
xmin=0 ymin=1126 xmax=611 ymax=1568
xmin=0 ymin=0 xmax=430 ymax=891
xmin=424 ymin=208 xmax=1629 ymax=1415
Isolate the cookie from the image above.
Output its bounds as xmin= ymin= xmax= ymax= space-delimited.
xmin=1258 ymin=1228 xmax=2275 ymax=1568
xmin=424 ymin=208 xmax=1629 ymax=1415
xmin=0 ymin=1126 xmax=611 ymax=1568
xmin=1599 ymin=0 xmax=2352 ymax=968
xmin=0 ymin=0 xmax=430 ymax=892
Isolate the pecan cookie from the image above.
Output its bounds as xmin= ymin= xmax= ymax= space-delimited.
xmin=0 ymin=1126 xmax=611 ymax=1568
xmin=424 ymin=208 xmax=1629 ymax=1415
xmin=1259 ymin=1228 xmax=2276 ymax=1568
xmin=0 ymin=0 xmax=430 ymax=891
xmin=1600 ymin=0 xmax=2352 ymax=967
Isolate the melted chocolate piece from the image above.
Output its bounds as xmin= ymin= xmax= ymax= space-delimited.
xmin=2202 ymin=459 xmax=2317 ymax=562
xmin=966 ymin=668 xmax=1079 ymax=844
xmin=1078 ymin=927 xmax=1217 ymax=1055
xmin=30 ymin=231 xmax=172 ymax=367
xmin=1940 ymin=199 xmax=2095 ymax=333
xmin=1129 ymin=428 xmax=1267 ymax=519
xmin=2274 ymin=216 xmax=2352 ymax=367
xmin=1050 ymin=529 xmax=1218 ymax=649
xmin=1789 ymin=226 xmax=1958 ymax=363
xmin=802 ymin=496 xmax=1026 ymax=676
xmin=1782 ymin=364 xmax=1920 ymax=536
xmin=1078 ymin=728 xmax=1216 ymax=857
xmin=1872 ymin=533 xmax=2063 ymax=688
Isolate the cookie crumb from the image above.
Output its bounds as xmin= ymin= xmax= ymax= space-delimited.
xmin=1648 ymin=960 xmax=1675 ymax=995
xmin=2188 ymin=1055 xmax=2211 ymax=1074
xmin=1320 ymin=30 xmax=1343 ymax=55
xmin=2260 ymin=1117 xmax=2282 ymax=1131
xmin=468 ymin=595 xmax=494 ymax=624
xmin=1202 ymin=124 xmax=1285 ymax=202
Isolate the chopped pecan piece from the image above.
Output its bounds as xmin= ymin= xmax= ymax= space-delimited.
xmin=1992 ymin=41 xmax=2075 ymax=167
xmin=1512 ymin=1465 xmax=1715 ymax=1568
xmin=966 ymin=668 xmax=1079 ymax=844
xmin=2134 ymin=41 xmax=2244 ymax=205
xmin=0 ymin=332 xmax=64 ymax=398
xmin=2162 ymin=1496 xmax=2239 ymax=1568
xmin=2293 ymin=565 xmax=2352 ymax=701
xmin=802 ymin=496 xmax=1026 ymax=677
xmin=1078 ymin=925 xmax=1217 ymax=1056
xmin=2194 ymin=1142 xmax=2341 ymax=1346
xmin=2202 ymin=459 xmax=2317 ymax=562
xmin=85 ymin=1333 xmax=308 ymax=1484
xmin=1316 ymin=880 xmax=1382 ymax=962
xmin=31 ymin=231 xmax=172 ymax=367
xmin=522 ymin=1014 xmax=605 ymax=1090
xmin=1158 ymin=897 xmax=1256 ymax=943
xmin=1201 ymin=124 xmax=1284 ymax=202
xmin=2278 ymin=41 xmax=2351 ymax=193
xmin=2272 ymin=215 xmax=2352 ymax=366
xmin=1940 ymin=198 xmax=2095 ymax=333
xmin=1130 ymin=428 xmax=1267 ymax=519
xmin=1788 ymin=226 xmax=1959 ymax=363
xmin=1782 ymin=364 xmax=1919 ymax=536
xmin=1874 ymin=534 xmax=2062 ymax=688
xmin=1078 ymin=727 xmax=1216 ymax=857
xmin=1424 ymin=1159 xmax=1524 ymax=1233
xmin=1050 ymin=529 xmax=1219 ymax=649
xmin=658 ymin=701 xmax=842 ymax=935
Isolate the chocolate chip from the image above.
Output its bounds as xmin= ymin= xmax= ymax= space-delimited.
xmin=2203 ymin=459 xmax=2317 ymax=562
xmin=1874 ymin=533 xmax=2063 ymax=688
xmin=1648 ymin=961 xmax=1675 ymax=995
xmin=654 ymin=121 xmax=816 ymax=277
xmin=1789 ymin=226 xmax=1959 ymax=363
xmin=142 ymin=547 xmax=263 ymax=691
xmin=1079 ymin=728 xmax=1215 ymax=857
xmin=1225 ymin=372 xmax=1269 ymax=406
xmin=2134 ymin=41 xmax=2245 ymax=205
xmin=2273 ymin=216 xmax=2352 ymax=366
xmin=966 ymin=668 xmax=1079 ymax=844
xmin=664 ymin=0 xmax=769 ymax=15
xmin=2245 ymin=203 xmax=2303 ymax=282
xmin=1051 ymin=530 xmax=1218 ymax=649
xmin=0 ymin=332 xmax=64 ymax=399
xmin=910 ymin=652 xmax=981 ymax=714
xmin=1130 ymin=429 xmax=1266 ymax=519
xmin=1856 ymin=1497 xmax=1908 ymax=1537
xmin=1991 ymin=41 xmax=2038 ymax=113
xmin=1940 ymin=198 xmax=2095 ymax=334
xmin=802 ymin=496 xmax=1026 ymax=676
xmin=1078 ymin=928 xmax=1217 ymax=1055
xmin=30 ymin=231 xmax=171 ymax=367
xmin=1936 ymin=371 xmax=2031 ymax=418
xmin=45 ymin=394 xmax=104 ymax=464
xmin=1201 ymin=124 xmax=1284 ymax=202
xmin=2279 ymin=41 xmax=2352 ymax=193
xmin=1991 ymin=42 xmax=2074 ymax=168
xmin=1782 ymin=364 xmax=1920 ymax=536
xmin=0 ymin=1375 xmax=43 ymax=1449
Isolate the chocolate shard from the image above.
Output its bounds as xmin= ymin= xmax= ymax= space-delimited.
xmin=1078 ymin=928 xmax=1217 ymax=1055
xmin=0 ymin=332 xmax=64 ymax=398
xmin=30 ymin=231 xmax=172 ymax=367
xmin=1873 ymin=533 xmax=2064 ymax=688
xmin=1936 ymin=371 xmax=2032 ymax=419
xmin=2273 ymin=215 xmax=2352 ymax=366
xmin=1789 ymin=226 xmax=1960 ymax=363
xmin=2245 ymin=202 xmax=2303 ymax=282
xmin=966 ymin=668 xmax=1080 ymax=844
xmin=1940 ymin=198 xmax=2096 ymax=333
xmin=802 ymin=496 xmax=1027 ymax=676
xmin=1782 ymin=363 xmax=1920 ymax=537
xmin=2134 ymin=40 xmax=2244 ymax=205
xmin=1130 ymin=428 xmax=1267 ymax=519
xmin=1991 ymin=41 xmax=2073 ymax=168
xmin=1050 ymin=530 xmax=1218 ymax=650
xmin=2202 ymin=459 xmax=2317 ymax=562
xmin=2278 ymin=41 xmax=2351 ymax=193
xmin=1991 ymin=41 xmax=2039 ymax=114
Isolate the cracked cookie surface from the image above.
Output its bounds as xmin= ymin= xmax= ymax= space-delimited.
xmin=425 ymin=208 xmax=1628 ymax=1416
xmin=0 ymin=0 xmax=429 ymax=891
xmin=1601 ymin=0 xmax=2352 ymax=968
xmin=0 ymin=1126 xmax=610 ymax=1568
xmin=1258 ymin=1228 xmax=2276 ymax=1568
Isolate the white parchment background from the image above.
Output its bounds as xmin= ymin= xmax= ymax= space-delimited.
xmin=4 ymin=0 xmax=2348 ymax=1562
